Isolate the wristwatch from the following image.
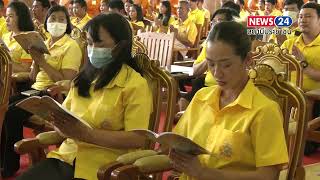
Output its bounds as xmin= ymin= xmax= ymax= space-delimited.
xmin=300 ymin=60 xmax=308 ymax=69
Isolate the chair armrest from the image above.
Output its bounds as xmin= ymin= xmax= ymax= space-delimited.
xmin=305 ymin=89 xmax=320 ymax=100
xmin=111 ymin=155 xmax=173 ymax=179
xmin=14 ymin=131 xmax=64 ymax=154
xmin=97 ymin=150 xmax=158 ymax=180
xmin=173 ymin=47 xmax=200 ymax=52
xmin=97 ymin=161 xmax=124 ymax=180
xmin=308 ymin=117 xmax=320 ymax=131
xmin=12 ymin=72 xmax=30 ymax=82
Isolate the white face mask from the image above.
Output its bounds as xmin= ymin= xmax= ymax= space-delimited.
xmin=47 ymin=22 xmax=67 ymax=37
xmin=283 ymin=11 xmax=298 ymax=23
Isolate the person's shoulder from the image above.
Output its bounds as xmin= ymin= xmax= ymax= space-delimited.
xmin=252 ymin=87 xmax=280 ymax=110
xmin=124 ymin=64 xmax=148 ymax=86
xmin=193 ymin=85 xmax=219 ymax=102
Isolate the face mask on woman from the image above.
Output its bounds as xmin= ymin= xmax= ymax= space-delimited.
xmin=87 ymin=46 xmax=113 ymax=68
xmin=47 ymin=22 xmax=67 ymax=37
xmin=283 ymin=11 xmax=298 ymax=23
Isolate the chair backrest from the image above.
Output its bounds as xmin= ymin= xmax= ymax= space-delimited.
xmin=249 ymin=64 xmax=307 ymax=180
xmin=251 ymin=43 xmax=303 ymax=88
xmin=137 ymin=32 xmax=175 ymax=67
xmin=201 ymin=18 xmax=210 ymax=39
xmin=134 ymin=53 xmax=177 ymax=149
xmin=0 ymin=46 xmax=12 ymax=163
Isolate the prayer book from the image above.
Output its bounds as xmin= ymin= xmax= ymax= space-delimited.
xmin=13 ymin=31 xmax=50 ymax=54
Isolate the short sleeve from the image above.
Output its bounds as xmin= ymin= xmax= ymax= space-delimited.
xmin=187 ymin=23 xmax=198 ymax=45
xmin=61 ymin=41 xmax=82 ymax=72
xmin=250 ymin=102 xmax=289 ymax=167
xmin=281 ymin=38 xmax=294 ymax=54
xmin=123 ymin=76 xmax=152 ymax=131
xmin=20 ymin=50 xmax=32 ymax=63
xmin=196 ymin=12 xmax=205 ymax=26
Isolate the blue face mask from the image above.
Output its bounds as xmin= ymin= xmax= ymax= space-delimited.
xmin=87 ymin=46 xmax=113 ymax=68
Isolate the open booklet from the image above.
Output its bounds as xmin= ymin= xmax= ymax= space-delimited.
xmin=131 ymin=129 xmax=210 ymax=155
xmin=16 ymin=96 xmax=92 ymax=128
xmin=13 ymin=31 xmax=50 ymax=54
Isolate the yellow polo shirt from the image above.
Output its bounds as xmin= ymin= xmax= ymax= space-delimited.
xmin=174 ymin=80 xmax=288 ymax=180
xmin=269 ymin=9 xmax=282 ymax=16
xmin=131 ymin=20 xmax=145 ymax=28
xmin=194 ymin=45 xmax=216 ymax=87
xmin=199 ymin=8 xmax=211 ymax=19
xmin=257 ymin=10 xmax=265 ymax=16
xmin=71 ymin=13 xmax=91 ymax=30
xmin=269 ymin=27 xmax=301 ymax=45
xmin=31 ymin=34 xmax=82 ymax=90
xmin=155 ymin=16 xmax=175 ymax=33
xmin=281 ymin=34 xmax=320 ymax=91
xmin=172 ymin=18 xmax=198 ymax=46
xmin=240 ymin=9 xmax=250 ymax=22
xmin=47 ymin=64 xmax=152 ymax=180
xmin=2 ymin=32 xmax=32 ymax=63
xmin=188 ymin=8 xmax=205 ymax=26
xmin=0 ymin=16 xmax=8 ymax=38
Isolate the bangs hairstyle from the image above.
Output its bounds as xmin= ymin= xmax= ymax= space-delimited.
xmin=44 ymin=5 xmax=72 ymax=34
xmin=8 ymin=1 xmax=34 ymax=31
xmin=207 ymin=21 xmax=251 ymax=60
xmin=301 ymin=2 xmax=320 ymax=17
xmin=74 ymin=13 xmax=141 ymax=97
xmin=130 ymin=4 xmax=143 ymax=21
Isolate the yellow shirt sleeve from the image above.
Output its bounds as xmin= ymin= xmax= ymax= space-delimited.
xmin=196 ymin=10 xmax=205 ymax=26
xmin=250 ymin=102 xmax=289 ymax=167
xmin=61 ymin=42 xmax=82 ymax=72
xmin=123 ymin=76 xmax=152 ymax=131
xmin=194 ymin=45 xmax=206 ymax=64
xmin=187 ymin=22 xmax=198 ymax=46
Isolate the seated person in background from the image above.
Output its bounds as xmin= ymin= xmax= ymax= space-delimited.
xmin=129 ymin=4 xmax=145 ymax=30
xmin=124 ymin=0 xmax=133 ymax=16
xmin=32 ymin=0 xmax=51 ymax=40
xmin=0 ymin=5 xmax=82 ymax=177
xmin=17 ymin=13 xmax=152 ymax=180
xmin=67 ymin=0 xmax=75 ymax=20
xmin=71 ymin=0 xmax=91 ymax=30
xmin=171 ymin=21 xmax=288 ymax=180
xmin=0 ymin=0 xmax=8 ymax=38
xmin=109 ymin=0 xmax=126 ymax=17
xmin=100 ymin=0 xmax=109 ymax=14
xmin=281 ymin=2 xmax=320 ymax=155
xmin=257 ymin=0 xmax=265 ymax=15
xmin=153 ymin=0 xmax=175 ymax=33
xmin=170 ymin=0 xmax=198 ymax=57
xmin=189 ymin=0 xmax=205 ymax=30
xmin=269 ymin=0 xmax=303 ymax=45
xmin=264 ymin=0 xmax=282 ymax=16
xmin=2 ymin=1 xmax=34 ymax=74
xmin=197 ymin=0 xmax=211 ymax=21
xmin=221 ymin=1 xmax=241 ymax=16
xmin=235 ymin=0 xmax=250 ymax=22
xmin=281 ymin=3 xmax=320 ymax=92
xmin=178 ymin=7 xmax=240 ymax=111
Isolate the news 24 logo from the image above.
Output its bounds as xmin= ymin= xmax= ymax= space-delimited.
xmin=247 ymin=16 xmax=293 ymax=27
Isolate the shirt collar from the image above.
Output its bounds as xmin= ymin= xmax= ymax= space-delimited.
xmin=46 ymin=34 xmax=69 ymax=48
xmin=196 ymin=79 xmax=254 ymax=110
xmin=104 ymin=64 xmax=130 ymax=89
xmin=295 ymin=33 xmax=320 ymax=47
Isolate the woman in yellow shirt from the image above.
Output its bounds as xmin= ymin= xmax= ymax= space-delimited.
xmin=154 ymin=0 xmax=175 ymax=33
xmin=17 ymin=13 xmax=152 ymax=180
xmin=2 ymin=1 xmax=34 ymax=73
xmin=129 ymin=4 xmax=145 ymax=30
xmin=171 ymin=21 xmax=288 ymax=180
xmin=0 ymin=5 xmax=82 ymax=177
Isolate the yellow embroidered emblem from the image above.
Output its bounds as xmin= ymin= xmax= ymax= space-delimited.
xmin=219 ymin=142 xmax=233 ymax=159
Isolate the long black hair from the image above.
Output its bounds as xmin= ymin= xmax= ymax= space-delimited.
xmin=74 ymin=13 xmax=141 ymax=97
xmin=157 ymin=0 xmax=171 ymax=26
xmin=7 ymin=1 xmax=34 ymax=31
xmin=44 ymin=5 xmax=72 ymax=34
xmin=207 ymin=21 xmax=251 ymax=61
xmin=129 ymin=4 xmax=143 ymax=22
